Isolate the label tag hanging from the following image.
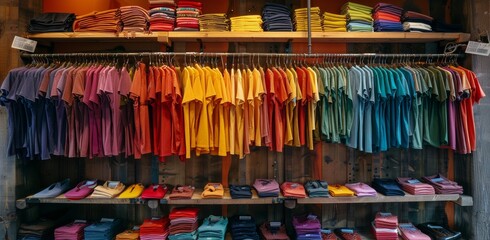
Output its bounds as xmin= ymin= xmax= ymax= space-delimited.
xmin=465 ymin=41 xmax=490 ymax=56
xmin=11 ymin=36 xmax=37 ymax=53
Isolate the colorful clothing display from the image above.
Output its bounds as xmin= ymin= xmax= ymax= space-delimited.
xmin=342 ymin=2 xmax=374 ymax=32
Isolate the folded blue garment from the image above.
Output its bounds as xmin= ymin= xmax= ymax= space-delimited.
xmin=372 ymin=178 xmax=405 ymax=196
xmin=33 ymin=178 xmax=70 ymax=198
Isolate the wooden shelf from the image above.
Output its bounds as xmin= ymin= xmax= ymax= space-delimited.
xmin=16 ymin=191 xmax=472 ymax=209
xmin=26 ymin=32 xmax=168 ymax=43
xmin=26 ymin=32 xmax=470 ymax=45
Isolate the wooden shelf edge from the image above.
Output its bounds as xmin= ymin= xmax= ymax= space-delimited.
xmin=456 ymin=195 xmax=473 ymax=206
xmin=297 ymin=194 xmax=463 ymax=205
xmin=26 ymin=32 xmax=469 ymax=44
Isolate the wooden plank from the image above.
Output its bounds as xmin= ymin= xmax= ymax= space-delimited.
xmin=297 ymin=194 xmax=464 ymax=204
xmin=27 ymin=32 xmax=168 ymax=43
xmin=165 ymin=189 xmax=282 ymax=205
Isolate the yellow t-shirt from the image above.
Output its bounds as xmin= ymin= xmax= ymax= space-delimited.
xmin=252 ymin=68 xmax=265 ymax=147
xmin=235 ymin=69 xmax=245 ymax=158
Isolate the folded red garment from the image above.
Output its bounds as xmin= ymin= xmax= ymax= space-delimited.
xmin=169 ymin=207 xmax=199 ymax=219
xmin=374 ymin=212 xmax=398 ymax=229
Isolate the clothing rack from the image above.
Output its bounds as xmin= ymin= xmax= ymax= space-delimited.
xmin=20 ymin=52 xmax=464 ymax=59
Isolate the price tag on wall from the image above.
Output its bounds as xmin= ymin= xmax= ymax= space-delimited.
xmin=465 ymin=41 xmax=490 ymax=56
xmin=11 ymin=36 xmax=37 ymax=53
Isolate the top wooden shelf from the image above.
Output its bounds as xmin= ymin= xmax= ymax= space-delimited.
xmin=26 ymin=31 xmax=470 ymax=45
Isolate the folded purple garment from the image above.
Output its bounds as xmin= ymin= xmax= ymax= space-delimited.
xmin=292 ymin=214 xmax=321 ymax=234
xmin=421 ymin=174 xmax=463 ymax=194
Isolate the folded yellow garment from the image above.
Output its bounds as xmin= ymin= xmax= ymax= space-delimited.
xmin=116 ymin=230 xmax=139 ymax=240
xmin=328 ymin=185 xmax=355 ymax=197
xmin=347 ymin=12 xmax=373 ymax=21
xmin=118 ymin=183 xmax=144 ymax=199
xmin=341 ymin=2 xmax=373 ymax=12
xmin=323 ymin=21 xmax=346 ymax=26
xmin=201 ymin=183 xmax=224 ymax=198
xmin=323 ymin=27 xmax=347 ymax=32
xmin=92 ymin=181 xmax=126 ymax=198
xmin=323 ymin=12 xmax=346 ymax=19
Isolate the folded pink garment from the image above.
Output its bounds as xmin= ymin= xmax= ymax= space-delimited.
xmin=396 ymin=177 xmax=435 ymax=195
xmin=371 ymin=222 xmax=398 ymax=240
xmin=345 ymin=182 xmax=377 ymax=197
xmin=374 ymin=212 xmax=398 ymax=229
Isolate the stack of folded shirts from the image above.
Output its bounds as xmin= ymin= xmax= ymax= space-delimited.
xmin=304 ymin=180 xmax=329 ymax=198
xmin=140 ymin=217 xmax=170 ymax=240
xmin=149 ymin=0 xmax=176 ymax=8
xmin=117 ymin=6 xmax=150 ymax=32
xmin=417 ymin=223 xmax=462 ymax=240
xmin=398 ymin=223 xmax=430 ymax=240
xmin=197 ymin=215 xmax=228 ymax=240
xmin=322 ymin=12 xmax=347 ymax=32
xmin=372 ymin=178 xmax=405 ymax=196
xmin=84 ymin=219 xmax=122 ymax=240
xmin=168 ymin=207 xmax=199 ymax=239
xmin=201 ymin=183 xmax=224 ymax=198
xmin=261 ymin=3 xmax=293 ymax=31
xmin=345 ymin=182 xmax=377 ymax=197
xmin=432 ymin=20 xmax=462 ymax=32
xmin=55 ymin=222 xmax=87 ymax=240
xmin=18 ymin=219 xmax=57 ymax=240
xmin=259 ymin=222 xmax=290 ymax=240
xmin=118 ymin=183 xmax=144 ymax=199
xmin=29 ymin=13 xmax=76 ymax=33
xmin=141 ymin=184 xmax=169 ymax=199
xmin=33 ymin=178 xmax=71 ymax=198
xmin=371 ymin=222 xmax=398 ymax=240
xmin=149 ymin=7 xmax=176 ymax=31
xmin=372 ymin=3 xmax=403 ymax=32
xmin=115 ymin=230 xmax=140 ymax=240
xmin=342 ymin=2 xmax=373 ymax=32
xmin=73 ymin=9 xmax=120 ymax=32
xmin=169 ymin=185 xmax=195 ymax=199
xmin=293 ymin=214 xmax=322 ymax=240
xmin=175 ymin=0 xmax=202 ymax=31
xmin=402 ymin=11 xmax=433 ymax=32
xmin=327 ymin=185 xmax=355 ymax=197
xmin=294 ymin=7 xmax=322 ymax=32
xmin=396 ymin=177 xmax=435 ymax=195
xmin=374 ymin=212 xmax=398 ymax=229
xmin=320 ymin=229 xmax=337 ymax=240
xmin=199 ymin=14 xmax=229 ymax=31
xmin=421 ymin=174 xmax=463 ymax=194
xmin=230 ymin=15 xmax=263 ymax=32
xmin=229 ymin=185 xmax=253 ymax=199
xmin=91 ymin=181 xmax=125 ymax=198
xmin=280 ymin=182 xmax=306 ymax=198
xmin=64 ymin=180 xmax=98 ymax=200
xmin=229 ymin=216 xmax=260 ymax=240
xmin=253 ymin=179 xmax=280 ymax=197
xmin=334 ymin=228 xmax=362 ymax=240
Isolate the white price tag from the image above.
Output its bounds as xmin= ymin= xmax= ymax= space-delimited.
xmin=11 ymin=36 xmax=37 ymax=53
xmin=465 ymin=41 xmax=490 ymax=56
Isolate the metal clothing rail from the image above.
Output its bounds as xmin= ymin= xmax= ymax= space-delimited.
xmin=20 ymin=52 xmax=464 ymax=58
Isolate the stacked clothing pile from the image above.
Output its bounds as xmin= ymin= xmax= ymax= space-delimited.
xmin=168 ymin=185 xmax=195 ymax=199
xmin=91 ymin=181 xmax=125 ymax=198
xmin=229 ymin=216 xmax=260 ymax=240
xmin=345 ymin=182 xmax=377 ymax=197
xmin=73 ymin=9 xmax=120 ymax=32
xmin=398 ymin=223 xmax=431 ymax=240
xmin=230 ymin=15 xmax=263 ymax=32
xmin=396 ymin=177 xmax=435 ymax=195
xmin=253 ymin=179 xmax=280 ymax=197
xmin=259 ymin=222 xmax=290 ymax=240
xmin=84 ymin=219 xmax=123 ymax=240
xmin=422 ymin=174 xmax=463 ymax=194
xmin=293 ymin=214 xmax=322 ymax=240
xmin=175 ymin=1 xmax=202 ymax=31
xmin=304 ymin=180 xmax=329 ymax=198
xmin=372 ymin=3 xmax=403 ymax=32
xmin=261 ymin=3 xmax=293 ymax=31
xmin=149 ymin=6 xmax=176 ymax=31
xmin=342 ymin=2 xmax=373 ymax=32
xmin=115 ymin=230 xmax=140 ymax=240
xmin=229 ymin=185 xmax=253 ymax=199
xmin=139 ymin=217 xmax=170 ymax=240
xmin=372 ymin=212 xmax=398 ymax=240
xmin=322 ymin=12 xmax=347 ymax=32
xmin=199 ymin=14 xmax=229 ymax=31
xmin=201 ymin=183 xmax=224 ymax=199
xmin=55 ymin=222 xmax=87 ymax=240
xmin=402 ymin=11 xmax=433 ymax=32
xmin=372 ymin=178 xmax=405 ymax=196
xmin=18 ymin=219 xmax=57 ymax=240
xmin=28 ymin=13 xmax=76 ymax=33
xmin=168 ymin=207 xmax=199 ymax=240
xmin=328 ymin=185 xmax=355 ymax=197
xmin=117 ymin=6 xmax=150 ymax=32
xmin=280 ymin=182 xmax=306 ymax=198
xmin=197 ymin=215 xmax=228 ymax=240
xmin=149 ymin=0 xmax=175 ymax=8
xmin=294 ymin=7 xmax=322 ymax=32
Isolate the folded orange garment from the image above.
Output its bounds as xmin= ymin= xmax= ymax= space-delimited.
xmin=373 ymin=12 xmax=400 ymax=22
